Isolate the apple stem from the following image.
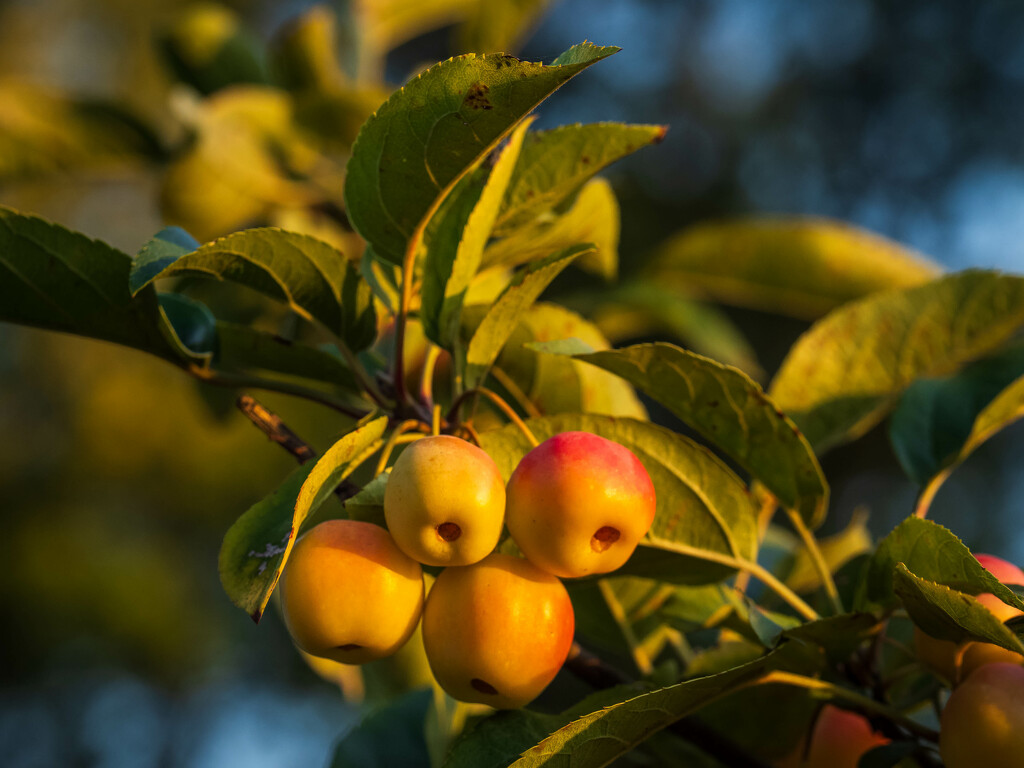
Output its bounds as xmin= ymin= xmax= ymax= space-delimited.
xmin=448 ymin=386 xmax=539 ymax=446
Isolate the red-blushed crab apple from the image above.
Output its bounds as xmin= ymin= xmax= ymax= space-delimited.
xmin=421 ymin=553 xmax=575 ymax=708
xmin=279 ymin=519 xmax=424 ymax=664
xmin=505 ymin=431 xmax=656 ymax=578
xmin=384 ymin=435 xmax=506 ymax=566
xmin=776 ymin=705 xmax=889 ymax=768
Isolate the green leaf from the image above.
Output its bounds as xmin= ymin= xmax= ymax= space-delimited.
xmin=421 ymin=118 xmax=532 ymax=348
xmin=769 ymin=270 xmax=1024 ymax=453
xmin=568 ymin=580 xmax=649 ymax=677
xmin=648 ymin=217 xmax=941 ymax=320
xmin=494 ymin=122 xmax=667 ymax=234
xmin=214 ymin=321 xmax=360 ymax=393
xmin=344 ymin=42 xmax=619 ymax=263
xmin=859 ymin=517 xmax=1024 ymax=612
xmin=478 ymin=414 xmax=759 ymax=584
xmin=889 ymin=341 xmax=1024 ymax=495
xmin=484 ymin=302 xmax=647 ymax=419
xmin=158 ymin=293 xmax=217 ymax=356
xmin=136 ymin=225 xmax=200 ymax=263
xmin=442 ymin=685 xmax=649 ymax=768
xmin=331 ymin=688 xmax=433 ymax=768
xmin=893 ymin=564 xmax=1024 ymax=654
xmin=464 ymin=244 xmax=591 ymax=388
xmin=502 ymin=644 xmax=813 ymax=768
xmin=0 ymin=81 xmax=161 ymax=179
xmin=344 ymin=471 xmax=389 ymax=527
xmin=130 ymin=228 xmax=377 ymax=351
xmin=536 ymin=341 xmax=828 ymax=527
xmin=218 ymin=416 xmax=387 ymax=621
xmin=0 ymin=206 xmax=186 ymax=362
xmin=270 ymin=5 xmax=347 ymax=92
xmin=158 ymin=4 xmax=268 ymax=95
xmin=482 ymin=177 xmax=620 ymax=277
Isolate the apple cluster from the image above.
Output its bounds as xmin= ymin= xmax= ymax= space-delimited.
xmin=278 ymin=430 xmax=657 ymax=709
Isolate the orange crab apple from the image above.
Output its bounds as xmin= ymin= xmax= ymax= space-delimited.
xmin=505 ymin=431 xmax=656 ymax=578
xmin=421 ymin=553 xmax=575 ymax=709
xmin=940 ymin=662 xmax=1024 ymax=768
xmin=384 ymin=435 xmax=506 ymax=567
xmin=279 ymin=519 xmax=423 ymax=664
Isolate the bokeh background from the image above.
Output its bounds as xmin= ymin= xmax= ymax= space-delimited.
xmin=2 ymin=0 xmax=1023 ymax=765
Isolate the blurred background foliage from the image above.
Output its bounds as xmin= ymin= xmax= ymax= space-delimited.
xmin=1 ymin=0 xmax=1023 ymax=765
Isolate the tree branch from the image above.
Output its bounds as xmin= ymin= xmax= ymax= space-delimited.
xmin=236 ymin=394 xmax=360 ymax=499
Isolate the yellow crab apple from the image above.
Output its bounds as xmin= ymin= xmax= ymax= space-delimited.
xmin=421 ymin=553 xmax=575 ymax=709
xmin=384 ymin=435 xmax=506 ymax=567
xmin=505 ymin=431 xmax=656 ymax=578
xmin=279 ymin=519 xmax=423 ymax=664
xmin=940 ymin=662 xmax=1024 ymax=768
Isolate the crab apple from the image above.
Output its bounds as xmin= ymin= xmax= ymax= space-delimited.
xmin=384 ymin=435 xmax=505 ymax=567
xmin=279 ymin=519 xmax=423 ymax=664
xmin=777 ymin=705 xmax=889 ymax=768
xmin=421 ymin=553 xmax=575 ymax=709
xmin=940 ymin=662 xmax=1024 ymax=768
xmin=914 ymin=553 xmax=1024 ymax=682
xmin=505 ymin=431 xmax=656 ymax=579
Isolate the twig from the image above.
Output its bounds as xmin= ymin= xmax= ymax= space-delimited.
xmin=236 ymin=395 xmax=359 ymax=499
xmin=191 ymin=366 xmax=369 ymax=420
xmin=448 ymin=386 xmax=539 ymax=447
xmin=786 ymin=507 xmax=843 ymax=615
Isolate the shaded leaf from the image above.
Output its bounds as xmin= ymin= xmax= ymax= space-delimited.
xmin=504 ymin=644 xmax=814 ymax=768
xmin=0 ymin=206 xmax=185 ymax=362
xmin=478 ymin=414 xmax=759 ymax=584
xmin=859 ymin=517 xmax=1024 ymax=612
xmin=344 ymin=471 xmax=389 ymax=527
xmin=344 ymin=42 xmax=618 ymax=263
xmin=218 ymin=416 xmax=387 ymax=621
xmin=465 ymin=245 xmax=590 ymax=387
xmin=331 ymin=688 xmax=433 ymax=768
xmin=157 ymin=293 xmax=217 ymax=357
xmin=130 ymin=228 xmax=377 ymax=351
xmin=421 ymin=119 xmax=532 ymax=348
xmin=893 ymin=564 xmax=1024 ymax=654
xmin=495 ymin=122 xmax=667 ymax=234
xmin=889 ymin=341 xmax=1024 ymax=509
xmin=536 ymin=341 xmax=828 ymax=527
xmin=770 ymin=270 xmax=1024 ymax=452
xmin=649 ymin=217 xmax=941 ymax=319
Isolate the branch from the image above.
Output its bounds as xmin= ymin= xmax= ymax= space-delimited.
xmin=236 ymin=395 xmax=360 ymax=500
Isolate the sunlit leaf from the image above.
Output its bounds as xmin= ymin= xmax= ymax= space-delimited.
xmin=344 ymin=42 xmax=619 ymax=263
xmin=464 ymin=245 xmax=591 ymax=388
xmin=494 ymin=122 xmax=667 ymax=235
xmin=0 ymin=80 xmax=161 ymax=179
xmin=649 ymin=217 xmax=941 ymax=319
xmin=894 ymin=564 xmax=1024 ymax=654
xmin=483 ymin=177 xmax=620 ymax=277
xmin=218 ymin=416 xmax=387 ymax=621
xmin=131 ymin=228 xmax=377 ymax=351
xmin=479 ymin=414 xmax=759 ymax=584
xmin=770 ymin=270 xmax=1024 ymax=453
xmin=534 ymin=341 xmax=828 ymax=527
xmin=421 ymin=119 xmax=532 ymax=348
